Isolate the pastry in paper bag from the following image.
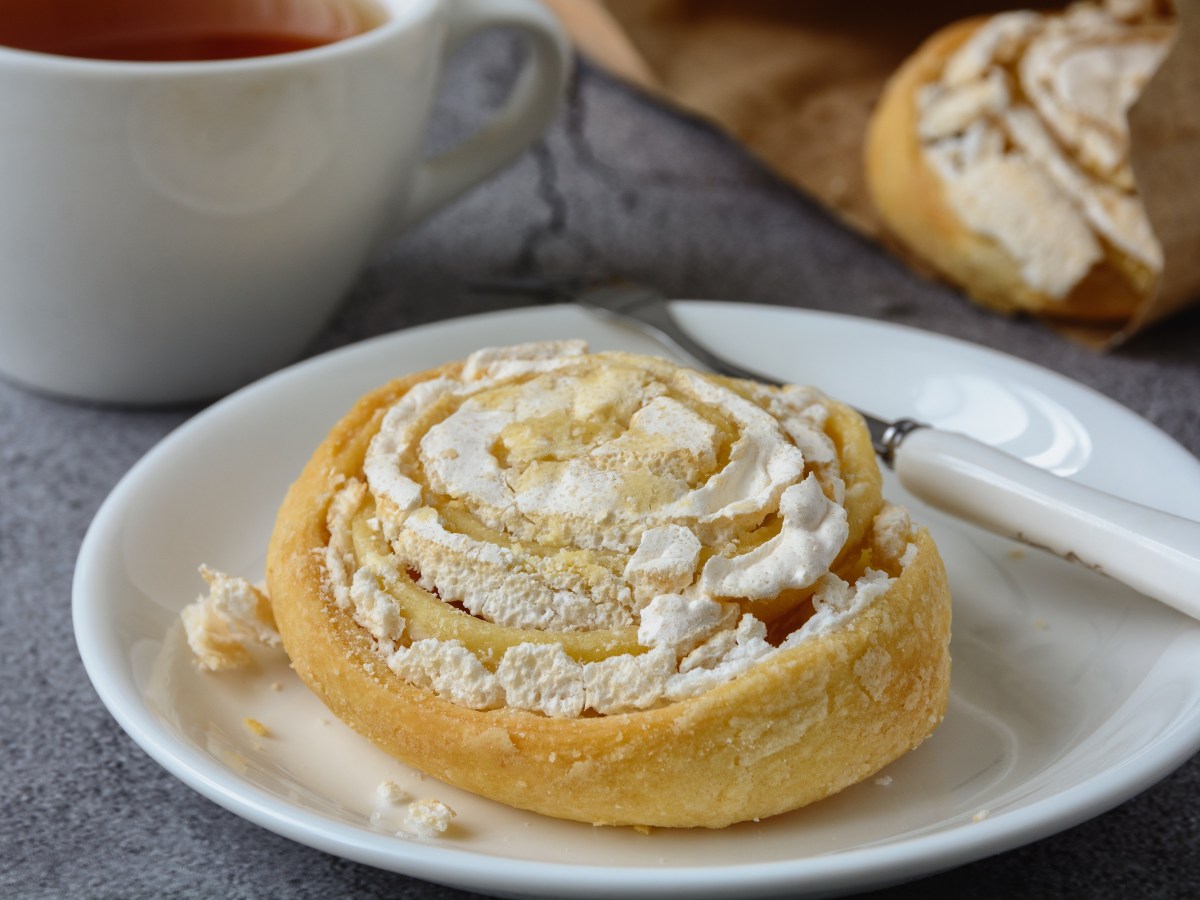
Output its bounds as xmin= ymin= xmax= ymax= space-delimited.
xmin=866 ymin=0 xmax=1188 ymax=337
xmin=543 ymin=0 xmax=1200 ymax=342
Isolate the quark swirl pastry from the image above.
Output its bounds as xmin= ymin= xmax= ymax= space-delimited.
xmin=866 ymin=0 xmax=1174 ymax=322
xmin=266 ymin=341 xmax=951 ymax=828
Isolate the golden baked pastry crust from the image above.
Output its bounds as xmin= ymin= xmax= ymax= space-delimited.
xmin=865 ymin=16 xmax=1155 ymax=324
xmin=266 ymin=354 xmax=952 ymax=828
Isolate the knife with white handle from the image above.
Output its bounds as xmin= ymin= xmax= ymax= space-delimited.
xmin=563 ymin=281 xmax=1200 ymax=622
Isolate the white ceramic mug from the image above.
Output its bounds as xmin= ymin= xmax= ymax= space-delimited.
xmin=0 ymin=0 xmax=570 ymax=404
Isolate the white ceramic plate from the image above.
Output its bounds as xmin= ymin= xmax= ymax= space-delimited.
xmin=74 ymin=303 xmax=1200 ymax=899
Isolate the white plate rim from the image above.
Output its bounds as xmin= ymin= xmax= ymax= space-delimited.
xmin=73 ymin=302 xmax=1200 ymax=899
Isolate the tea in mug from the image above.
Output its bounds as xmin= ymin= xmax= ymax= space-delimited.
xmin=0 ymin=0 xmax=386 ymax=62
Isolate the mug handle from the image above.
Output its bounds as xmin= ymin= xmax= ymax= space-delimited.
xmin=393 ymin=0 xmax=572 ymax=232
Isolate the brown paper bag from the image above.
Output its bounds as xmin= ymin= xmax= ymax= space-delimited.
xmin=544 ymin=0 xmax=1200 ymax=344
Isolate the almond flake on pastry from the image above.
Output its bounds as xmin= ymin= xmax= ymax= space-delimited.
xmin=624 ymin=524 xmax=702 ymax=605
xmin=386 ymin=638 xmax=504 ymax=710
xmin=495 ymin=642 xmax=586 ymax=718
xmin=636 ymin=593 xmax=736 ymax=657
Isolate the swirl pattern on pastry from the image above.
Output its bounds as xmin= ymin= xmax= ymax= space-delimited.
xmin=267 ymin=342 xmax=952 ymax=827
